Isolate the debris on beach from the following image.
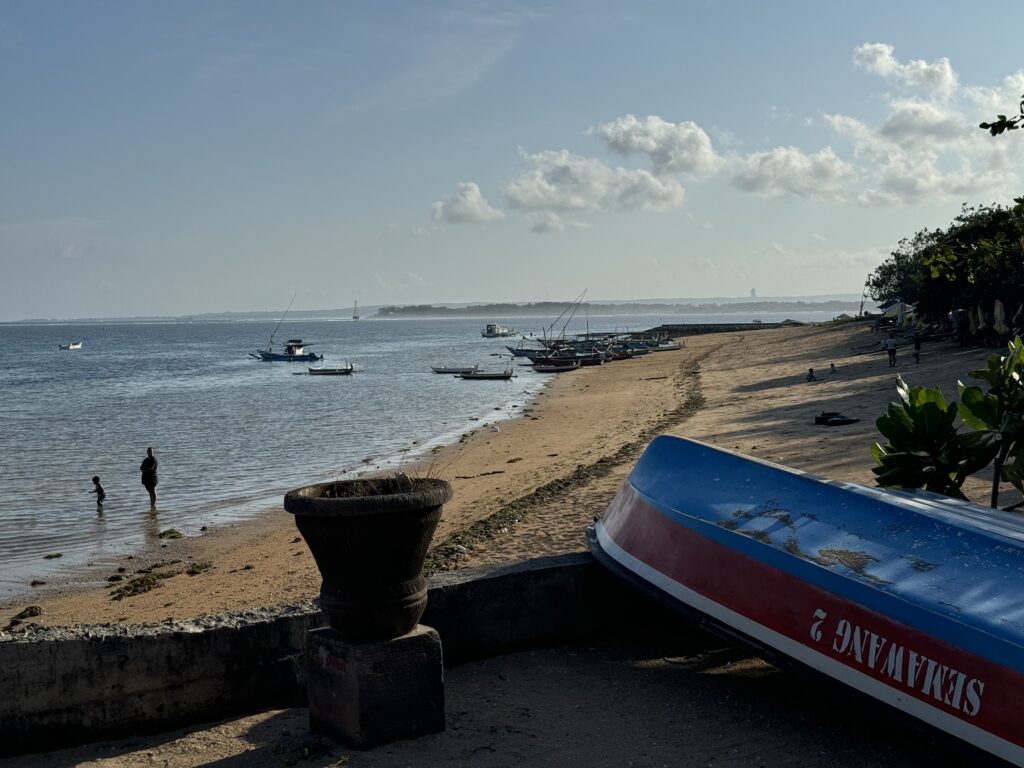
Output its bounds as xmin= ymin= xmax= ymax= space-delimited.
xmin=158 ymin=528 xmax=183 ymax=539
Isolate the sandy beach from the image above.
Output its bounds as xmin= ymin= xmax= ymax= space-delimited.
xmin=0 ymin=320 xmax=1011 ymax=766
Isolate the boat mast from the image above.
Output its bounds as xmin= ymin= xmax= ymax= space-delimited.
xmin=268 ymin=291 xmax=297 ymax=351
xmin=560 ymin=289 xmax=587 ymax=339
xmin=546 ymin=289 xmax=587 ymax=342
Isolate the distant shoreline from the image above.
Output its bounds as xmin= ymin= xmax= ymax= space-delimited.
xmin=2 ymin=299 xmax=861 ymax=326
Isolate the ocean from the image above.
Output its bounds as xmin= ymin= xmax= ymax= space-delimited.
xmin=0 ymin=311 xmax=836 ymax=597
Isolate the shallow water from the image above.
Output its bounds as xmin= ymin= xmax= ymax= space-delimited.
xmin=0 ymin=311 xmax=833 ymax=597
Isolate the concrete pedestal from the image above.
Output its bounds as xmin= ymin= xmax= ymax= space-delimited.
xmin=306 ymin=624 xmax=445 ymax=749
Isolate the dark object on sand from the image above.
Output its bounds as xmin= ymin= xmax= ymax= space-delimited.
xmin=825 ymin=416 xmax=859 ymax=426
xmin=813 ymin=411 xmax=859 ymax=426
xmin=284 ymin=476 xmax=452 ymax=640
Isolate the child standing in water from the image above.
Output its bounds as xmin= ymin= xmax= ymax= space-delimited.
xmin=91 ymin=475 xmax=105 ymax=510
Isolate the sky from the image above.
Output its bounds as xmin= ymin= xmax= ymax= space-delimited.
xmin=2 ymin=1 xmax=1024 ymax=321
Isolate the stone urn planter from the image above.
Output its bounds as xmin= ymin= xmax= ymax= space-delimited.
xmin=284 ymin=475 xmax=452 ymax=640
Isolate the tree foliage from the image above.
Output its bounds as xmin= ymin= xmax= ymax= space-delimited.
xmin=979 ymin=95 xmax=1024 ymax=136
xmin=872 ymin=337 xmax=1024 ymax=507
xmin=867 ymin=199 xmax=1024 ymax=325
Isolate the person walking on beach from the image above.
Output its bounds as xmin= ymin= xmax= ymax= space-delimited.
xmin=140 ymin=447 xmax=158 ymax=508
xmin=91 ymin=475 xmax=105 ymax=510
xmin=884 ymin=334 xmax=897 ymax=367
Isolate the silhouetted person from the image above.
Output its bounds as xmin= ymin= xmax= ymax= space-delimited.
xmin=829 ymin=363 xmax=837 ymax=374
xmin=807 ymin=368 xmax=817 ymax=381
xmin=91 ymin=475 xmax=105 ymax=510
xmin=884 ymin=334 xmax=897 ymax=367
xmin=140 ymin=447 xmax=158 ymax=508
xmin=912 ymin=335 xmax=922 ymax=363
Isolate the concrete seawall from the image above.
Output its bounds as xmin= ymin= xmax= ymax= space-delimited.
xmin=0 ymin=553 xmax=691 ymax=757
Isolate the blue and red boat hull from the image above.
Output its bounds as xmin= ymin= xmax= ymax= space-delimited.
xmin=588 ymin=435 xmax=1024 ymax=765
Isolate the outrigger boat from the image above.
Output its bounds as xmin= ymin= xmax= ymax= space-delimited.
xmin=307 ymin=362 xmax=353 ymax=375
xmin=588 ymin=435 xmax=1024 ymax=766
xmin=532 ymin=360 xmax=580 ymax=373
xmin=458 ymin=368 xmax=515 ymax=380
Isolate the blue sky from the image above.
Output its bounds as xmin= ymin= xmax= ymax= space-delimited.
xmin=3 ymin=1 xmax=1024 ymax=320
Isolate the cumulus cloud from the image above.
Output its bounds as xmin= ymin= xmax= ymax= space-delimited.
xmin=425 ymin=43 xmax=1023 ymax=232
xmin=853 ymin=42 xmax=958 ymax=97
xmin=878 ymin=100 xmax=964 ymax=146
xmin=594 ymin=115 xmax=723 ymax=177
xmin=504 ymin=149 xmax=684 ymax=213
xmin=731 ymin=146 xmax=856 ymax=199
xmin=432 ymin=182 xmax=505 ymax=224
xmin=529 ymin=212 xmax=588 ymax=234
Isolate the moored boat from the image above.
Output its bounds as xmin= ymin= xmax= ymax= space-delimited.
xmin=588 ymin=435 xmax=1024 ymax=766
xmin=308 ymin=362 xmax=354 ymax=375
xmin=532 ymin=360 xmax=580 ymax=373
xmin=59 ymin=342 xmax=83 ymax=350
xmin=431 ymin=364 xmax=479 ymax=375
xmin=481 ymin=323 xmax=516 ymax=338
xmin=458 ymin=368 xmax=515 ymax=380
xmin=253 ymin=339 xmax=323 ymax=362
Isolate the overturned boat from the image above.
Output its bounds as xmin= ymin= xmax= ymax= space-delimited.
xmin=588 ymin=435 xmax=1024 ymax=766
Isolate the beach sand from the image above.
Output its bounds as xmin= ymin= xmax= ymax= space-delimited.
xmin=0 ymin=320 xmax=1010 ymax=766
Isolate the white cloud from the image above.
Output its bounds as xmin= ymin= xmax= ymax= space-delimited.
xmin=595 ymin=115 xmax=723 ymax=177
xmin=529 ymin=212 xmax=588 ymax=234
xmin=964 ymin=72 xmax=1024 ymax=116
xmin=853 ymin=43 xmax=958 ymax=98
xmin=504 ymin=149 xmax=684 ymax=213
xmin=731 ymin=146 xmax=856 ymax=199
xmin=432 ymin=182 xmax=505 ymax=224
xmin=878 ymin=100 xmax=964 ymax=146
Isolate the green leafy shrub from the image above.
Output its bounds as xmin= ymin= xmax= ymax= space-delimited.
xmin=872 ymin=337 xmax=1024 ymax=508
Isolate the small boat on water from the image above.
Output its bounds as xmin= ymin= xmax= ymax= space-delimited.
xmin=431 ymin=364 xmax=479 ymax=375
xmin=588 ymin=435 xmax=1024 ymax=766
xmin=308 ymin=362 xmax=354 ymax=375
xmin=481 ymin=323 xmax=516 ymax=338
xmin=458 ymin=368 xmax=515 ymax=380
xmin=59 ymin=342 xmax=83 ymax=350
xmin=252 ymin=294 xmax=323 ymax=362
xmin=252 ymin=339 xmax=323 ymax=362
xmin=532 ymin=360 xmax=580 ymax=373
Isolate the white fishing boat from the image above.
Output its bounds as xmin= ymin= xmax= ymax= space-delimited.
xmin=59 ymin=342 xmax=83 ymax=350
xmin=481 ymin=323 xmax=516 ymax=338
xmin=431 ymin=364 xmax=478 ymax=375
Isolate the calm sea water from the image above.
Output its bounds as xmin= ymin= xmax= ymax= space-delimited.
xmin=0 ymin=311 xmax=834 ymax=597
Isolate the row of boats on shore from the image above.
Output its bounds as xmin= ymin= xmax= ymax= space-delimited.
xmin=431 ymin=331 xmax=685 ymax=378
xmin=251 ymin=330 xmax=684 ymax=379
